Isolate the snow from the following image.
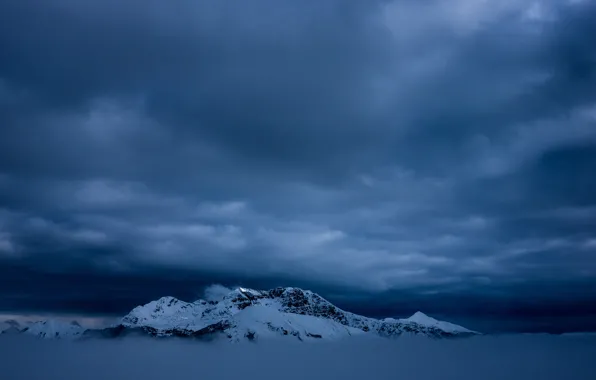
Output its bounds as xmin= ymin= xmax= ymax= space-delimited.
xmin=400 ymin=311 xmax=476 ymax=333
xmin=227 ymin=304 xmax=362 ymax=342
xmin=23 ymin=320 xmax=84 ymax=339
xmin=121 ymin=296 xmax=214 ymax=331
xmin=15 ymin=287 xmax=478 ymax=342
xmin=119 ymin=287 xmax=369 ymax=342
xmin=119 ymin=288 xmax=479 ymax=341
xmin=238 ymin=287 xmax=264 ymax=297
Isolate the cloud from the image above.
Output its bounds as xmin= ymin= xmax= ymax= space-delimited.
xmin=0 ymin=233 xmax=16 ymax=257
xmin=0 ymin=0 xmax=595 ymax=331
xmin=203 ymin=284 xmax=233 ymax=302
xmin=4 ymin=335 xmax=596 ymax=380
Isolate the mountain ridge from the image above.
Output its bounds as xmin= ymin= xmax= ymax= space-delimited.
xmin=115 ymin=286 xmax=479 ymax=342
xmin=2 ymin=286 xmax=480 ymax=342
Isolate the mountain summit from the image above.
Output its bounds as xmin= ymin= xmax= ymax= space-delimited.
xmin=113 ymin=287 xmax=479 ymax=342
xmin=2 ymin=287 xmax=479 ymax=342
xmin=1 ymin=319 xmax=85 ymax=339
xmin=401 ymin=312 xmax=475 ymax=334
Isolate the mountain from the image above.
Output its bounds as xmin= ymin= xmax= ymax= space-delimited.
xmin=1 ymin=319 xmax=84 ymax=339
xmin=2 ymin=287 xmax=480 ymax=342
xmin=398 ymin=311 xmax=476 ymax=334
xmin=111 ymin=287 xmax=479 ymax=342
xmin=20 ymin=320 xmax=85 ymax=339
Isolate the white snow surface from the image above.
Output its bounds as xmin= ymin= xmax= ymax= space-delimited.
xmin=3 ymin=288 xmax=478 ymax=342
xmin=23 ymin=320 xmax=84 ymax=339
xmin=119 ymin=287 xmax=478 ymax=342
xmin=121 ymin=296 xmax=211 ymax=331
xmin=398 ymin=311 xmax=476 ymax=333
xmin=227 ymin=304 xmax=363 ymax=342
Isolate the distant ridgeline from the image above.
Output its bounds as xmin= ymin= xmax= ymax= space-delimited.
xmin=1 ymin=287 xmax=479 ymax=342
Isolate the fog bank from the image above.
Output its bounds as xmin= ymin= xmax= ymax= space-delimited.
xmin=2 ymin=335 xmax=595 ymax=379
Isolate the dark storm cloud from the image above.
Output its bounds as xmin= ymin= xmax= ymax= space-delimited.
xmin=0 ymin=0 xmax=395 ymax=182
xmin=1 ymin=0 xmax=596 ymax=332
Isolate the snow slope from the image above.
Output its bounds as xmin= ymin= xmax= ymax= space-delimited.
xmin=117 ymin=287 xmax=479 ymax=342
xmin=226 ymin=304 xmax=363 ymax=342
xmin=122 ymin=296 xmax=213 ymax=331
xmin=22 ymin=320 xmax=85 ymax=339
xmin=2 ymin=287 xmax=479 ymax=342
xmin=398 ymin=312 xmax=476 ymax=334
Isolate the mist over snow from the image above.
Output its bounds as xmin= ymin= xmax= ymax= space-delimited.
xmin=203 ymin=284 xmax=234 ymax=302
xmin=2 ymin=334 xmax=596 ymax=380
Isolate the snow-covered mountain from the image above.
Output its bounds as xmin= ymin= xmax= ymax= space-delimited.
xmin=20 ymin=320 xmax=84 ymax=339
xmin=397 ymin=311 xmax=476 ymax=334
xmin=1 ymin=319 xmax=85 ymax=339
xmin=108 ymin=287 xmax=479 ymax=342
xmin=2 ymin=287 xmax=480 ymax=342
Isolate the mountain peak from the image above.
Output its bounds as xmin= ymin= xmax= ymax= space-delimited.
xmin=408 ymin=311 xmax=436 ymax=323
xmin=22 ymin=319 xmax=84 ymax=339
xmin=114 ymin=286 xmax=479 ymax=342
xmin=156 ymin=296 xmax=181 ymax=305
xmin=224 ymin=287 xmax=268 ymax=300
xmin=401 ymin=312 xmax=475 ymax=334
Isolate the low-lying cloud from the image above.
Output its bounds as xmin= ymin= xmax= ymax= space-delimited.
xmin=203 ymin=284 xmax=234 ymax=302
xmin=2 ymin=335 xmax=596 ymax=380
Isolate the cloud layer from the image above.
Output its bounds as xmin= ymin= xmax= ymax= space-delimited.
xmin=1 ymin=0 xmax=596 ymax=331
xmin=3 ymin=335 xmax=596 ymax=380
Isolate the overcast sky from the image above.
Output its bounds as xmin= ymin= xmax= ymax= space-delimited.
xmin=1 ymin=0 xmax=595 ymax=333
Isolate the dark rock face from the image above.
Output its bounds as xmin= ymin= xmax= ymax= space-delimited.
xmin=265 ymin=323 xmax=303 ymax=341
xmin=229 ymin=289 xmax=270 ymax=310
xmin=231 ymin=298 xmax=252 ymax=310
xmin=267 ymin=288 xmax=478 ymax=339
xmin=122 ymin=315 xmax=139 ymax=325
xmin=306 ymin=333 xmax=323 ymax=338
xmin=267 ymin=288 xmax=372 ymax=331
xmin=244 ymin=330 xmax=256 ymax=341
xmin=269 ymin=288 xmax=344 ymax=321
xmin=143 ymin=320 xmax=233 ymax=340
xmin=82 ymin=324 xmax=135 ymax=339
xmin=190 ymin=321 xmax=232 ymax=338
